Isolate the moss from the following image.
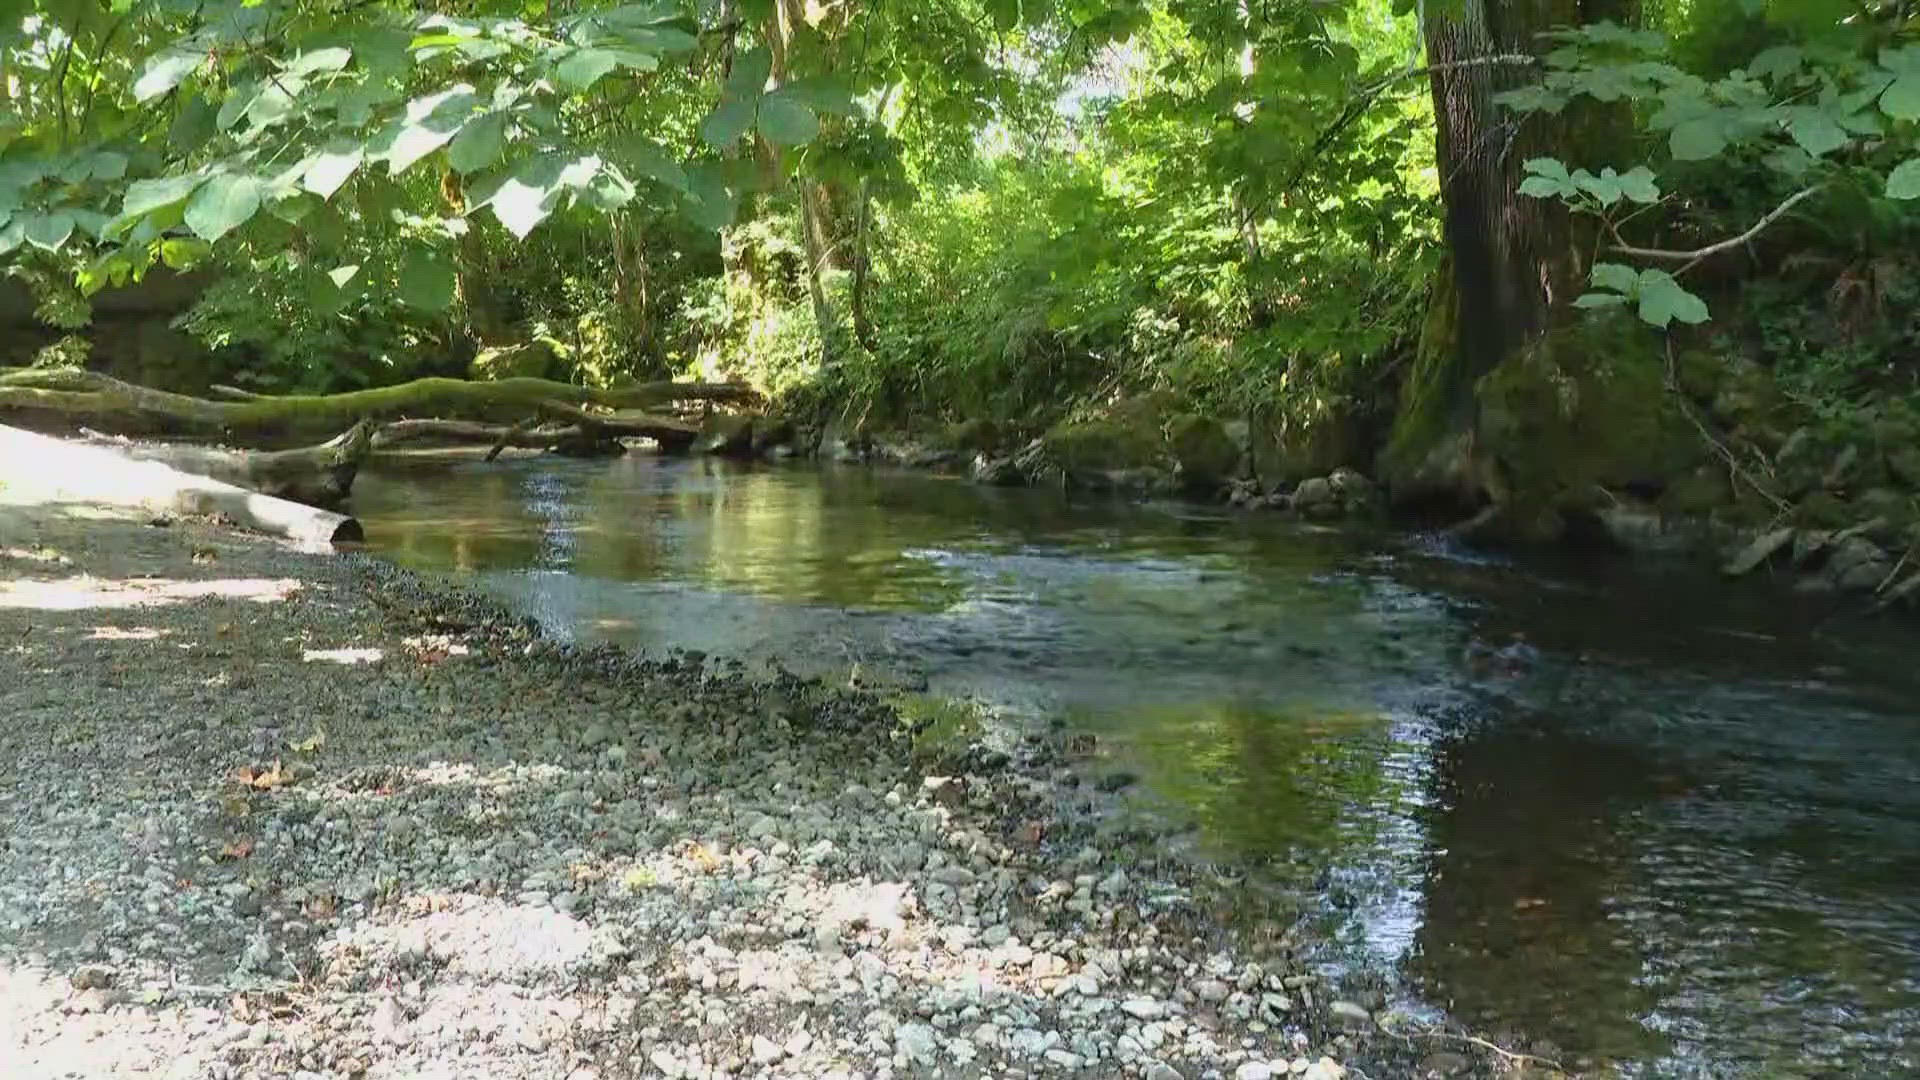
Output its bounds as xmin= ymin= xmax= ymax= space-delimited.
xmin=470 ymin=340 xmax=562 ymax=382
xmin=892 ymin=694 xmax=986 ymax=770
xmin=944 ymin=418 xmax=1002 ymax=454
xmin=1476 ymin=314 xmax=1703 ymax=516
xmin=1168 ymin=413 xmax=1241 ymax=487
xmin=1381 ymin=267 xmax=1462 ymax=493
xmin=1042 ymin=404 xmax=1167 ymax=472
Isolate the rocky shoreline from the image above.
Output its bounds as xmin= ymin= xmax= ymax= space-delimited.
xmin=0 ymin=502 xmax=1538 ymax=1079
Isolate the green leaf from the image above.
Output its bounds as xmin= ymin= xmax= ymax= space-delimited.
xmin=700 ymin=98 xmax=755 ymax=148
xmin=725 ymin=47 xmax=771 ymax=100
xmin=159 ymin=237 xmax=211 ymax=269
xmin=1616 ymin=166 xmax=1660 ymax=203
xmin=617 ymin=137 xmax=687 ymax=191
xmin=1573 ymin=168 xmax=1623 ymax=206
xmin=488 ymin=156 xmax=566 ymax=239
xmin=328 ymin=264 xmax=361 ymax=288
xmin=374 ymin=87 xmax=481 ymax=175
xmin=398 ymin=248 xmax=456 ymax=312
xmin=0 ymin=220 xmax=23 ymax=257
xmin=117 ymin=173 xmax=205 ymax=221
xmin=1669 ymin=117 xmax=1725 ymax=161
xmin=784 ymin=76 xmax=856 ymax=116
xmin=1788 ymin=109 xmax=1847 ymax=156
xmin=216 ymin=84 xmax=259 ymax=131
xmin=184 ymin=172 xmax=264 ymax=242
xmin=1522 ymin=157 xmax=1571 ymax=182
xmin=168 ymin=93 xmax=218 ymax=153
xmin=134 ymin=44 xmax=204 ymax=103
xmin=285 ymin=46 xmax=351 ymax=76
xmin=23 ymin=211 xmax=74 ymax=252
xmin=757 ymin=92 xmax=819 ymax=146
xmin=1880 ymin=76 xmax=1920 ymax=120
xmin=556 ymin=47 xmax=622 ymax=89
xmin=303 ymin=141 xmax=363 ymax=199
xmin=1887 ymin=158 xmax=1920 ymax=200
xmin=447 ymin=112 xmax=507 ymax=175
xmin=1590 ymin=262 xmax=1640 ymax=293
xmin=1636 ymin=269 xmax=1710 ymax=328
xmin=1574 ymin=292 xmax=1629 ymax=309
xmin=1517 ymin=176 xmax=1571 ymax=199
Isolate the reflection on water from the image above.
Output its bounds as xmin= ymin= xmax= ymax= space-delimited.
xmin=352 ymin=452 xmax=1920 ymax=1077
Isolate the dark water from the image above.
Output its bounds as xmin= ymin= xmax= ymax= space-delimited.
xmin=351 ymin=452 xmax=1920 ymax=1078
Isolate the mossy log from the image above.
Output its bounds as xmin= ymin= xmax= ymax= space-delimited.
xmin=0 ymin=368 xmax=754 ymax=447
xmin=371 ymin=402 xmax=698 ymax=455
xmin=74 ymin=420 xmax=376 ymax=508
xmin=0 ymin=423 xmax=361 ymax=547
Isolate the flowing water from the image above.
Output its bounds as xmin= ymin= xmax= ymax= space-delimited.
xmin=351 ymin=452 xmax=1920 ymax=1078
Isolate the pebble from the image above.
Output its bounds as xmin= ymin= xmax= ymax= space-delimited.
xmin=0 ymin=512 xmax=1362 ymax=1080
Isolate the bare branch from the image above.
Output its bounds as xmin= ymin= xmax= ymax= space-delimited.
xmin=1610 ymin=186 xmax=1824 ymax=263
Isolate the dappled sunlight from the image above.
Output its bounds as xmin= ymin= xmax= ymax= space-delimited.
xmin=303 ymin=645 xmax=386 ymax=664
xmin=86 ymin=624 xmax=168 ymax=640
xmin=0 ymin=575 xmax=301 ymax=610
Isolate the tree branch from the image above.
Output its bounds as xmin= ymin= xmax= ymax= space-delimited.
xmin=1610 ymin=186 xmax=1824 ymax=263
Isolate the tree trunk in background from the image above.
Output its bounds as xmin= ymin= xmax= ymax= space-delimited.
xmin=1385 ymin=0 xmax=1632 ymax=508
xmin=443 ymin=169 xmax=503 ymax=347
xmin=850 ymin=177 xmax=879 ymax=353
xmin=765 ymin=0 xmax=842 ymax=362
xmin=611 ymin=211 xmax=652 ymax=355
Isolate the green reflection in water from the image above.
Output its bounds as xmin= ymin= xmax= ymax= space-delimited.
xmin=1112 ymin=699 xmax=1399 ymax=862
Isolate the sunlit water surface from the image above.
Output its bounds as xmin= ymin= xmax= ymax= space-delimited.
xmin=352 ymin=453 xmax=1920 ymax=1078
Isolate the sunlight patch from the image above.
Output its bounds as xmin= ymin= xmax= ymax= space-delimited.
xmin=302 ymin=646 xmax=385 ymax=664
xmin=0 ymin=576 xmax=300 ymax=610
xmin=86 ymin=625 xmax=167 ymax=641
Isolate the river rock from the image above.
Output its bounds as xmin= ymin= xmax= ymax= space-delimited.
xmin=1293 ymin=476 xmax=1335 ymax=514
xmin=972 ymin=453 xmax=1025 ymax=486
xmin=1723 ymin=527 xmax=1795 ymax=576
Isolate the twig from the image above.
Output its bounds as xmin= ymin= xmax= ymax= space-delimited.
xmin=1407 ymin=1028 xmax=1570 ymax=1072
xmin=1611 ymin=185 xmax=1824 ymax=263
xmin=1664 ymin=341 xmax=1790 ymax=514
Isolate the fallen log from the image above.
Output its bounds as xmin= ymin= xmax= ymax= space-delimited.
xmin=0 ymin=368 xmax=756 ymax=447
xmin=370 ymin=409 xmax=699 ymax=455
xmin=0 ymin=424 xmax=362 ymax=547
xmin=75 ymin=420 xmax=375 ymax=508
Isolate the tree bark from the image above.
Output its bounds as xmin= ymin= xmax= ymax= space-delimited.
xmin=74 ymin=420 xmax=376 ymax=508
xmin=0 ymin=368 xmax=752 ymax=446
xmin=766 ymin=0 xmax=842 ymax=361
xmin=0 ymin=424 xmax=363 ymax=548
xmin=850 ymin=176 xmax=879 ymax=353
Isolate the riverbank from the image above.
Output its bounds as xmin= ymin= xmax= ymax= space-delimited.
xmin=0 ymin=502 xmax=1538 ymax=1079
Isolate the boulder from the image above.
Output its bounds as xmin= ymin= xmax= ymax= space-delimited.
xmin=1293 ymin=476 xmax=1336 ymax=514
xmin=1167 ymin=413 xmax=1241 ymax=490
xmin=971 ymin=453 xmax=1024 ymax=486
xmin=470 ymin=340 xmax=563 ymax=382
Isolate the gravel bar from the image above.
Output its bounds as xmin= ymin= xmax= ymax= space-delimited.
xmin=0 ymin=502 xmax=1498 ymax=1080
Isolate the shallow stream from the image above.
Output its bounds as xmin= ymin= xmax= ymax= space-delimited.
xmin=351 ymin=453 xmax=1920 ymax=1078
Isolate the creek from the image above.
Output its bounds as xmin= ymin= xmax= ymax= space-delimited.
xmin=351 ymin=452 xmax=1920 ymax=1078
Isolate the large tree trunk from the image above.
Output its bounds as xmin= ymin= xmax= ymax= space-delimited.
xmin=0 ymin=424 xmax=363 ymax=547
xmin=75 ymin=420 xmax=376 ymax=508
xmin=0 ymin=368 xmax=749 ymax=447
xmin=765 ymin=0 xmax=842 ymax=361
xmin=1386 ymin=0 xmax=1628 ymax=510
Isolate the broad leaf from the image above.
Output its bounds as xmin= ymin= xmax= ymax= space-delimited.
xmin=23 ymin=211 xmax=74 ymax=252
xmin=1574 ymin=292 xmax=1629 ymax=309
xmin=447 ymin=112 xmax=507 ymax=174
xmin=556 ymin=47 xmax=622 ymax=89
xmin=303 ymin=142 xmax=364 ymax=199
xmin=1887 ymin=158 xmax=1920 ymax=200
xmin=398 ymin=248 xmax=456 ymax=312
xmin=1590 ymin=262 xmax=1641 ymax=294
xmin=488 ymin=156 xmax=567 ymax=239
xmin=1881 ymin=76 xmax=1920 ymax=120
xmin=328 ymin=264 xmax=361 ymax=288
xmin=134 ymin=44 xmax=205 ymax=103
xmin=286 ymin=46 xmax=352 ymax=76
xmin=757 ymin=92 xmax=819 ymax=146
xmin=1616 ymin=166 xmax=1660 ymax=203
xmin=617 ymin=137 xmax=687 ymax=191
xmin=184 ymin=173 xmax=265 ymax=242
xmin=116 ymin=173 xmax=206 ymax=222
xmin=1788 ymin=110 xmax=1847 ymax=156
xmin=1670 ymin=118 xmax=1725 ymax=160
xmin=725 ymin=47 xmax=772 ymax=100
xmin=701 ymin=98 xmax=756 ymax=148
xmin=1636 ymin=270 xmax=1709 ymax=328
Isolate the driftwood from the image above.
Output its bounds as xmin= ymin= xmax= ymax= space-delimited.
xmin=75 ymin=420 xmax=376 ymax=508
xmin=0 ymin=368 xmax=756 ymax=447
xmin=0 ymin=423 xmax=361 ymax=547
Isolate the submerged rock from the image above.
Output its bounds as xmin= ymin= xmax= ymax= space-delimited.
xmin=696 ymin=413 xmax=755 ymax=456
